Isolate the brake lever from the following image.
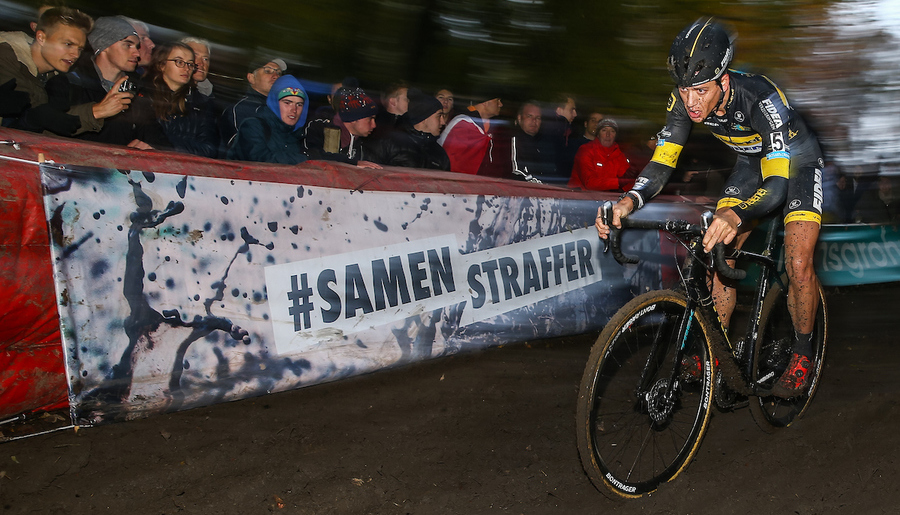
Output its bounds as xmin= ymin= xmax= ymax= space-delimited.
xmin=600 ymin=201 xmax=613 ymax=253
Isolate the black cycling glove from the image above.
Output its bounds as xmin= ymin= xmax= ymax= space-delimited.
xmin=0 ymin=78 xmax=31 ymax=116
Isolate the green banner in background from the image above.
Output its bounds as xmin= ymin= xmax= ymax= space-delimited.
xmin=817 ymin=224 xmax=900 ymax=286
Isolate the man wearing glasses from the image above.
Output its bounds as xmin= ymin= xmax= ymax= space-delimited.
xmin=219 ymin=57 xmax=287 ymax=154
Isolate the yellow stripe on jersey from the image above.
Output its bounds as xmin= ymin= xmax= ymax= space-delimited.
xmin=717 ymin=197 xmax=743 ymax=211
xmin=785 ymin=211 xmax=822 ymax=226
xmin=711 ymin=132 xmax=763 ymax=152
xmin=650 ymin=141 xmax=683 ymax=168
xmin=761 ymin=155 xmax=789 ymax=180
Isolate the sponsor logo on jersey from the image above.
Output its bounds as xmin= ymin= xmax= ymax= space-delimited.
xmin=735 ymin=111 xmax=745 ymax=122
xmin=667 ymin=93 xmax=677 ymax=112
xmin=724 ymin=186 xmax=741 ymax=196
xmin=789 ymin=199 xmax=801 ymax=209
xmin=760 ymin=98 xmax=783 ymax=129
xmin=732 ymin=124 xmax=751 ymax=131
xmin=712 ymin=133 xmax=763 ymax=154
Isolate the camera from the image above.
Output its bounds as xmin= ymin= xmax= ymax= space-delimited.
xmin=118 ymin=79 xmax=135 ymax=93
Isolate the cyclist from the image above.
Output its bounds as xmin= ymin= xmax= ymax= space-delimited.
xmin=595 ymin=18 xmax=824 ymax=398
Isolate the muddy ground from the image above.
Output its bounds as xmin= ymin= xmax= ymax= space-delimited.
xmin=0 ymin=283 xmax=897 ymax=515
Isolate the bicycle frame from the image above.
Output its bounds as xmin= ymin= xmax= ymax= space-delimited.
xmin=610 ymin=211 xmax=787 ymax=398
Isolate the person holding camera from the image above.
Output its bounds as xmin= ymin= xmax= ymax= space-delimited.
xmin=67 ymin=16 xmax=165 ymax=149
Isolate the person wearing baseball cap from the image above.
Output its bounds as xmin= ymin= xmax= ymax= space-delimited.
xmin=228 ymin=74 xmax=309 ymax=165
xmin=568 ymin=117 xmax=636 ymax=191
xmin=219 ymin=55 xmax=287 ymax=154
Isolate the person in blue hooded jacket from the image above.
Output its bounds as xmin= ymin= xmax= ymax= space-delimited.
xmin=227 ymin=74 xmax=309 ymax=164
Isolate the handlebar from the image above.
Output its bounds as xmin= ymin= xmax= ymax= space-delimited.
xmin=599 ymin=201 xmax=746 ymax=281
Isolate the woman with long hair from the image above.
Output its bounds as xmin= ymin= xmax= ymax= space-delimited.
xmin=141 ymin=42 xmax=217 ymax=157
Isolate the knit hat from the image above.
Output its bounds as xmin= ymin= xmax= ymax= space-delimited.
xmin=334 ymin=77 xmax=378 ymax=123
xmin=89 ymin=16 xmax=139 ymax=54
xmin=598 ymin=118 xmax=618 ymax=131
xmin=405 ymin=88 xmax=442 ymax=126
xmin=248 ymin=57 xmax=287 ymax=74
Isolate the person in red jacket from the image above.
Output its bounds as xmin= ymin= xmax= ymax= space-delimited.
xmin=437 ymin=91 xmax=502 ymax=175
xmin=568 ymin=118 xmax=635 ymax=191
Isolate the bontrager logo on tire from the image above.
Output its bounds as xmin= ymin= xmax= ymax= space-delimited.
xmin=606 ymin=472 xmax=637 ymax=493
xmin=620 ymin=304 xmax=657 ymax=335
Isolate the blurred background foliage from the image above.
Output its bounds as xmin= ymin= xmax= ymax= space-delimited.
xmin=4 ymin=0 xmax=900 ymax=167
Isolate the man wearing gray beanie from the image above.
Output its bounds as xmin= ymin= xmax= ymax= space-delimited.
xmin=67 ymin=16 xmax=163 ymax=148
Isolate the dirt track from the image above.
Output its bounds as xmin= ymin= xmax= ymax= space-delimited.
xmin=0 ymin=283 xmax=897 ymax=515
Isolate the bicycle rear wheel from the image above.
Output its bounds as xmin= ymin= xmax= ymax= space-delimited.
xmin=749 ymin=276 xmax=827 ymax=432
xmin=576 ymin=290 xmax=715 ymax=498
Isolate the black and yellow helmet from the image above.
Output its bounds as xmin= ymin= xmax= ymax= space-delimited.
xmin=667 ymin=18 xmax=734 ymax=88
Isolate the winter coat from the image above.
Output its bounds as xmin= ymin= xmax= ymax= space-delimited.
xmin=370 ymin=120 xmax=450 ymax=170
xmin=158 ymin=89 xmax=218 ymax=158
xmin=227 ymin=75 xmax=309 ymax=165
xmin=0 ymin=32 xmax=97 ymax=135
xmin=510 ymin=126 xmax=556 ymax=182
xmin=437 ymin=109 xmax=493 ymax=175
xmin=568 ymin=139 xmax=635 ymax=191
xmin=219 ymin=89 xmax=266 ymax=152
xmin=67 ymin=60 xmax=169 ymax=147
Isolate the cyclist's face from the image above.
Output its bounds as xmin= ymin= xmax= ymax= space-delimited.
xmin=678 ymin=75 xmax=728 ymax=123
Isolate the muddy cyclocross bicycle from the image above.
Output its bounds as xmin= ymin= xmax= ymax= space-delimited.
xmin=576 ymin=202 xmax=827 ymax=499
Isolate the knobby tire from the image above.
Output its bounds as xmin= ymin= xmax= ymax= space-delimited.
xmin=576 ymin=290 xmax=715 ymax=499
xmin=749 ymin=276 xmax=828 ymax=432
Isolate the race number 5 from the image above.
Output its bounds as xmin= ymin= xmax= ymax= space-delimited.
xmin=770 ymin=132 xmax=785 ymax=152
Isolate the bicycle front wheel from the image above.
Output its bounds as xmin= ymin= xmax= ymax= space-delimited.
xmin=749 ymin=276 xmax=828 ymax=432
xmin=576 ymin=290 xmax=716 ymax=499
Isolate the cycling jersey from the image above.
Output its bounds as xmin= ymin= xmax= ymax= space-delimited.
xmin=629 ymin=71 xmax=825 ymax=225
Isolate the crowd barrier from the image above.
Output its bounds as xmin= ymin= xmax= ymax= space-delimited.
xmin=1 ymin=128 xmax=896 ymax=425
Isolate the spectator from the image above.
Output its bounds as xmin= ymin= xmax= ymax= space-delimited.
xmin=370 ymin=88 xmax=449 ymax=170
xmin=141 ymin=42 xmax=217 ymax=157
xmin=510 ymin=100 xmax=555 ymax=183
xmin=373 ymin=80 xmax=408 ymax=136
xmin=542 ymin=94 xmax=578 ymax=179
xmin=29 ymin=1 xmax=64 ymax=34
xmin=181 ymin=37 xmax=213 ymax=98
xmin=0 ymin=7 xmax=94 ymax=136
xmin=68 ymin=15 xmax=161 ymax=147
xmin=569 ymin=118 xmax=635 ymax=191
xmin=180 ymin=36 xmax=219 ymax=151
xmin=303 ymin=77 xmax=381 ymax=168
xmin=227 ymin=74 xmax=308 ymax=165
xmin=437 ymin=89 xmax=503 ymax=175
xmin=124 ymin=18 xmax=154 ymax=75
xmin=435 ymin=87 xmax=456 ymax=131
xmin=573 ymin=111 xmax=603 ymax=148
xmin=219 ymin=56 xmax=286 ymax=153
